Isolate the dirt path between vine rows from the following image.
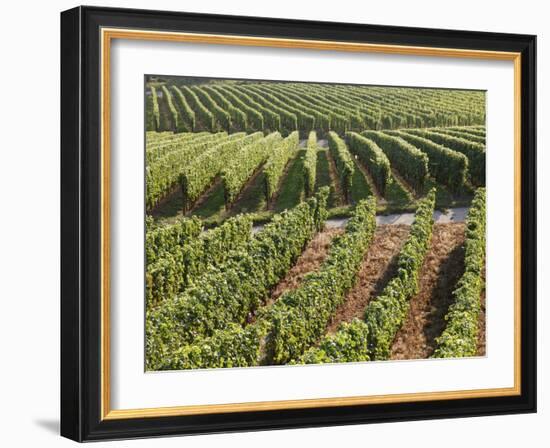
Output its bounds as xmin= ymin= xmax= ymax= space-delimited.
xmin=325 ymin=225 xmax=410 ymax=334
xmin=390 ymin=223 xmax=466 ymax=360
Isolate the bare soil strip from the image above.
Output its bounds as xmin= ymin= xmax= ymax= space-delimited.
xmin=325 ymin=150 xmax=345 ymax=206
xmin=326 ymin=225 xmax=410 ymax=334
xmin=390 ymin=223 xmax=466 ymax=360
xmin=391 ymin=167 xmax=418 ymax=199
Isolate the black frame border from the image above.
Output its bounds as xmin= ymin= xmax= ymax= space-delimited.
xmin=61 ymin=6 xmax=536 ymax=442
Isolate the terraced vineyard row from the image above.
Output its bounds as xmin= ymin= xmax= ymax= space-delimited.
xmin=146 ymin=81 xmax=485 ymax=135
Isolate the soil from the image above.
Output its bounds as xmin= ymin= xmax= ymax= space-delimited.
xmin=390 ymin=223 xmax=466 ymax=360
xmin=269 ymin=228 xmax=343 ymax=304
xmin=326 ymin=225 xmax=410 ymax=333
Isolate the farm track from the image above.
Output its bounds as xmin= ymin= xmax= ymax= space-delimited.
xmin=326 ymin=225 xmax=410 ymax=334
xmin=390 ymin=223 xmax=466 ymax=360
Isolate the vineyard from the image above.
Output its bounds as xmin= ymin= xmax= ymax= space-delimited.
xmin=145 ymin=76 xmax=487 ymax=370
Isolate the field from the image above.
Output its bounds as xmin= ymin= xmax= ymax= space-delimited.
xmin=144 ymin=76 xmax=487 ymax=370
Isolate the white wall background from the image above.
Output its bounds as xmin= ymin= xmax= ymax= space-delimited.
xmin=0 ymin=0 xmax=546 ymax=446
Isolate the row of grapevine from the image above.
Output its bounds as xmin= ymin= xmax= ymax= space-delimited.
xmin=433 ymin=188 xmax=486 ymax=358
xmin=298 ymin=190 xmax=436 ymax=364
xmin=171 ymin=86 xmax=196 ymax=131
xmin=431 ymin=127 xmax=486 ymax=144
xmin=146 ymin=188 xmax=329 ymax=370
xmin=146 ymin=214 xmax=253 ymax=307
xmin=391 ymin=131 xmax=468 ymax=192
xmin=191 ymin=86 xmax=231 ymax=131
xmin=180 ymin=85 xmax=216 ymax=131
xmin=161 ymin=85 xmax=185 ymax=132
xmin=146 ymin=132 xmax=227 ymax=210
xmin=148 ymin=81 xmax=485 ymax=134
xmin=346 ymin=132 xmax=391 ymax=196
xmin=221 ymin=132 xmax=283 ymax=206
xmin=327 ymin=132 xmax=355 ymax=201
xmin=402 ymin=129 xmax=486 ymax=185
xmin=364 ymin=189 xmax=436 ymax=359
xmin=303 ymin=131 xmax=318 ymax=196
xmin=264 ymin=131 xmax=300 ymax=203
xmin=266 ymin=196 xmax=377 ymax=364
xmin=361 ymin=131 xmax=429 ymax=192
xmin=180 ymin=132 xmax=263 ymax=211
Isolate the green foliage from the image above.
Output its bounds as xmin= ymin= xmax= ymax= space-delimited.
xmin=403 ymin=129 xmax=486 ymax=185
xmin=203 ymin=85 xmax=247 ymax=131
xmin=327 ymin=132 xmax=355 ymax=202
xmin=145 ymin=92 xmax=156 ymax=131
xmin=146 ymin=190 xmax=329 ymax=370
xmin=303 ymin=131 xmax=318 ymax=196
xmin=298 ymin=319 xmax=371 ymax=364
xmin=392 ymin=131 xmax=468 ymax=193
xmin=264 ymin=131 xmax=299 ymax=203
xmin=362 ymin=130 xmax=429 ymax=192
xmin=146 ymin=214 xmax=253 ymax=307
xmin=221 ymin=132 xmax=282 ymax=206
xmin=433 ymin=188 xmax=486 ymax=358
xmin=161 ymin=85 xmax=184 ymax=132
xmin=191 ymin=85 xmax=232 ymax=131
xmin=180 ymin=85 xmax=215 ymax=131
xmin=346 ymin=132 xmax=391 ymax=196
xmin=145 ymin=216 xmax=202 ymax=266
xmin=171 ymin=86 xmax=196 ymax=131
xmin=265 ymin=197 xmax=377 ymax=364
xmin=364 ymin=189 xmax=436 ymax=360
xmin=150 ymin=86 xmax=160 ymax=131
xmin=146 ymin=132 xmax=226 ymax=209
xmin=180 ymin=132 xmax=262 ymax=210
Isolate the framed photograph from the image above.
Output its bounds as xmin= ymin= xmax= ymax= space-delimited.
xmin=60 ymin=6 xmax=536 ymax=442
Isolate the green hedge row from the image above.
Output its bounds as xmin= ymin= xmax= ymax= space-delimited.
xmin=146 ymin=214 xmax=253 ymax=308
xmin=364 ymin=189 xmax=436 ymax=360
xmin=146 ymin=189 xmax=329 ymax=370
xmin=171 ymin=86 xmax=196 ymax=132
xmin=432 ymin=188 xmax=486 ymax=358
xmin=150 ymin=86 xmax=160 ymax=131
xmin=145 ymin=93 xmax=156 ymax=131
xmin=210 ymin=85 xmax=265 ymax=132
xmin=202 ymin=85 xmax=247 ymax=131
xmin=404 ymin=129 xmax=485 ymax=185
xmin=327 ymin=131 xmax=355 ymax=202
xmin=180 ymin=132 xmax=262 ymax=210
xmin=221 ymin=132 xmax=282 ymax=206
xmin=303 ymin=131 xmax=318 ymax=196
xmin=161 ymin=85 xmax=184 ymax=132
xmin=145 ymin=216 xmax=202 ymax=266
xmin=191 ymin=85 xmax=231 ymax=131
xmin=222 ymin=85 xmax=281 ymax=133
xmin=264 ymin=131 xmax=299 ymax=203
xmin=146 ymin=132 xmax=227 ymax=210
xmin=299 ymin=319 xmax=371 ymax=364
xmin=180 ymin=85 xmax=216 ymax=131
xmin=264 ymin=196 xmax=377 ymax=364
xmin=346 ymin=132 xmax=391 ymax=196
xmin=430 ymin=128 xmax=485 ymax=145
xmin=362 ymin=130 xmax=429 ymax=192
xmin=392 ymin=131 xmax=468 ymax=193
